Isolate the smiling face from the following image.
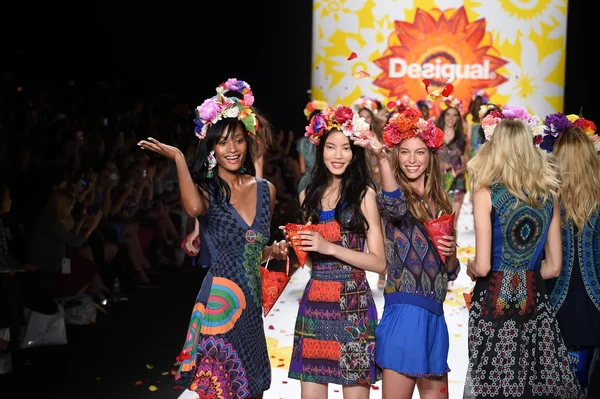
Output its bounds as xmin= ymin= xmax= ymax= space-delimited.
xmin=214 ymin=124 xmax=248 ymax=174
xmin=322 ymin=130 xmax=352 ymax=176
xmin=398 ymin=137 xmax=430 ymax=189
xmin=443 ymin=107 xmax=460 ymax=128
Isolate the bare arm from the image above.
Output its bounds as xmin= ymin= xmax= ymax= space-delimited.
xmin=468 ymin=187 xmax=492 ymax=278
xmin=540 ymin=193 xmax=562 ymax=279
xmin=297 ymin=188 xmax=386 ymax=273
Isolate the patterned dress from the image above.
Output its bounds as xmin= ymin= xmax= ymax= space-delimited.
xmin=175 ymin=178 xmax=272 ymax=398
xmin=547 ymin=205 xmax=600 ymax=387
xmin=375 ymin=189 xmax=455 ymax=377
xmin=296 ymin=137 xmax=316 ymax=195
xmin=288 ymin=207 xmax=381 ymax=385
xmin=463 ymin=183 xmax=584 ymax=399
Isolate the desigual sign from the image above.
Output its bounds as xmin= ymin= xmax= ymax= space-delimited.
xmin=311 ymin=1 xmax=568 ymax=118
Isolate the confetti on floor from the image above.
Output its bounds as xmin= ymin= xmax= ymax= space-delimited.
xmin=263 ymin=194 xmax=476 ymax=398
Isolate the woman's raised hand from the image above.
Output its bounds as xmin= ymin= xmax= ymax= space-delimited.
xmin=137 ymin=137 xmax=183 ymax=161
xmin=351 ymin=130 xmax=388 ymax=160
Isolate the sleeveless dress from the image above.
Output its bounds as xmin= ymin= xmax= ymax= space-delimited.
xmin=175 ymin=178 xmax=272 ymax=398
xmin=288 ymin=208 xmax=381 ymax=385
xmin=547 ymin=205 xmax=600 ymax=387
xmin=463 ymin=183 xmax=584 ymax=399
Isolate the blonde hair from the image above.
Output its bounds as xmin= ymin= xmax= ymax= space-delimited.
xmin=44 ymin=189 xmax=75 ymax=230
xmin=468 ymin=118 xmax=559 ymax=207
xmin=553 ymin=126 xmax=600 ymax=233
xmin=389 ymin=145 xmax=453 ymax=224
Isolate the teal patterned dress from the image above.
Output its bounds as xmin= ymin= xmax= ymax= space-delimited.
xmin=174 ymin=178 xmax=272 ymax=398
xmin=463 ymin=183 xmax=584 ymax=399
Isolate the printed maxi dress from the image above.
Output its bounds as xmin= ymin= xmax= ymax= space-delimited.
xmin=463 ymin=183 xmax=584 ymax=399
xmin=288 ymin=207 xmax=381 ymax=385
xmin=175 ymin=178 xmax=272 ymax=398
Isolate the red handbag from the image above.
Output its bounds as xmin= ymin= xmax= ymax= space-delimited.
xmin=260 ymin=255 xmax=291 ymax=317
xmin=285 ymin=223 xmax=319 ymax=267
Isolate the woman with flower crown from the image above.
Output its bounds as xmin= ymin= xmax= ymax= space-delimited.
xmin=286 ymin=104 xmax=386 ymax=398
xmin=296 ymin=99 xmax=328 ymax=197
xmin=182 ymin=78 xmax=274 ymax=267
xmin=540 ymin=115 xmax=600 ymax=394
xmin=138 ymin=92 xmax=289 ymax=399
xmin=435 ymin=99 xmax=467 ymax=227
xmin=353 ymin=107 xmax=459 ymax=399
xmin=463 ymin=107 xmax=584 ymax=399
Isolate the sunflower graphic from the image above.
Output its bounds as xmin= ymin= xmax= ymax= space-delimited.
xmin=372 ymin=7 xmax=507 ymax=116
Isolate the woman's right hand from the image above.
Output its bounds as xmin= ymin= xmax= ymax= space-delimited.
xmin=137 ymin=137 xmax=183 ymax=161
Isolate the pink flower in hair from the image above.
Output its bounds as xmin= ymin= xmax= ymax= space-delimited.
xmin=197 ymin=98 xmax=224 ymax=124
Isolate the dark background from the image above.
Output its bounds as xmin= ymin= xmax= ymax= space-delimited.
xmin=2 ymin=1 xmax=596 ymax=135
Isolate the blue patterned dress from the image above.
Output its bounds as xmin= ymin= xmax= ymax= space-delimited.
xmin=288 ymin=207 xmax=381 ymax=385
xmin=175 ymin=178 xmax=272 ymax=398
xmin=463 ymin=183 xmax=584 ymax=399
xmin=375 ymin=189 xmax=456 ymax=377
xmin=547 ymin=205 xmax=600 ymax=387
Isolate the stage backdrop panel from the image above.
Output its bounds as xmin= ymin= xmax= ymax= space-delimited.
xmin=311 ymin=0 xmax=568 ymax=118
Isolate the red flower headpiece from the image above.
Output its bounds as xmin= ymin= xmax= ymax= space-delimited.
xmin=383 ymin=108 xmax=444 ymax=152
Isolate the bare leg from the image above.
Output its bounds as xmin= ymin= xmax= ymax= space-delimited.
xmin=416 ymin=374 xmax=449 ymax=399
xmin=301 ymin=381 xmax=328 ymax=399
xmin=342 ymin=384 xmax=370 ymax=399
xmin=382 ymin=369 xmax=417 ymax=399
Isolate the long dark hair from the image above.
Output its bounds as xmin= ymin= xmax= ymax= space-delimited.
xmin=189 ymin=118 xmax=256 ymax=205
xmin=300 ymin=129 xmax=374 ymax=236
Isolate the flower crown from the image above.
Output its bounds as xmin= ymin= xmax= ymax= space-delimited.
xmin=439 ymin=96 xmax=464 ymax=114
xmin=478 ymin=103 xmax=500 ymax=119
xmin=480 ymin=104 xmax=543 ymax=141
xmin=416 ymin=99 xmax=432 ymax=110
xmin=386 ymin=95 xmax=415 ymax=114
xmin=352 ymin=96 xmax=382 ymax=115
xmin=305 ymin=105 xmax=370 ymax=145
xmin=382 ymin=108 xmax=444 ymax=152
xmin=215 ymin=78 xmax=254 ymax=106
xmin=535 ymin=112 xmax=599 ymax=153
xmin=193 ymin=94 xmax=257 ymax=140
xmin=303 ymin=100 xmax=329 ymax=120
xmin=472 ymin=89 xmax=489 ymax=104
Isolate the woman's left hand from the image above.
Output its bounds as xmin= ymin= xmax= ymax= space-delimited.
xmin=294 ymin=231 xmax=333 ymax=255
xmin=351 ymin=131 xmax=388 ymax=160
xmin=270 ymin=240 xmax=289 ymax=261
xmin=437 ymin=235 xmax=457 ymax=259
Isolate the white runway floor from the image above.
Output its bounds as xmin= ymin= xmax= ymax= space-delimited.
xmin=263 ymin=196 xmax=476 ymax=399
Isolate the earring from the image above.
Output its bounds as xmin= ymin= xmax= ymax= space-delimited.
xmin=206 ymin=150 xmax=216 ymax=179
xmin=239 ymin=165 xmax=247 ymax=174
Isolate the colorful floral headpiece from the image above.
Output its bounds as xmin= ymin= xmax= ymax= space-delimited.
xmin=193 ymin=93 xmax=257 ymax=140
xmin=481 ymin=104 xmax=543 ymax=141
xmin=478 ymin=103 xmax=500 ymax=119
xmin=303 ymin=100 xmax=329 ymax=120
xmin=215 ymin=78 xmax=254 ymax=106
xmin=472 ymin=89 xmax=489 ymax=104
xmin=382 ymin=108 xmax=444 ymax=152
xmin=416 ymin=99 xmax=432 ymax=110
xmin=352 ymin=96 xmax=382 ymax=115
xmin=439 ymin=96 xmax=465 ymax=114
xmin=386 ymin=95 xmax=415 ymax=114
xmin=305 ymin=105 xmax=370 ymax=145
xmin=535 ymin=112 xmax=599 ymax=153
